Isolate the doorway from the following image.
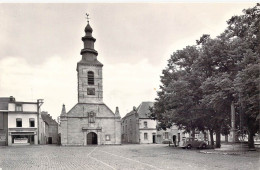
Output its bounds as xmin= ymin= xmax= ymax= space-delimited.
xmin=172 ymin=135 xmax=176 ymax=146
xmin=153 ymin=135 xmax=156 ymax=143
xmin=48 ymin=137 xmax=52 ymax=144
xmin=87 ymin=132 xmax=97 ymax=145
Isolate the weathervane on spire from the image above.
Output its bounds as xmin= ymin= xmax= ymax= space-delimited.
xmin=86 ymin=13 xmax=90 ymax=24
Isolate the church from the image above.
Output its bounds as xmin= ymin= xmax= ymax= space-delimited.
xmin=60 ymin=16 xmax=121 ymax=145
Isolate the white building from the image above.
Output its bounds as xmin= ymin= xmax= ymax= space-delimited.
xmin=122 ymin=102 xmax=188 ymax=145
xmin=7 ymin=96 xmax=43 ymax=145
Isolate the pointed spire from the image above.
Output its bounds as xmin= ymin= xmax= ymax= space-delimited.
xmin=61 ymin=104 xmax=66 ymax=116
xmin=115 ymin=106 xmax=121 ymax=118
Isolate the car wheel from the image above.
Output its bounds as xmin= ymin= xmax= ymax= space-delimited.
xmin=187 ymin=144 xmax=192 ymax=149
xmin=201 ymin=144 xmax=206 ymax=149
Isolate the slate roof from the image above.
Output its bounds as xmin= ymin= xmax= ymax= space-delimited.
xmin=123 ymin=102 xmax=154 ymax=119
xmin=0 ymin=97 xmax=10 ymax=110
xmin=41 ymin=112 xmax=58 ymax=126
xmin=137 ymin=102 xmax=154 ymax=118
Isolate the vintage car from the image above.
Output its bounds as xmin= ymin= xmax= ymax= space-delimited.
xmin=179 ymin=137 xmax=207 ymax=149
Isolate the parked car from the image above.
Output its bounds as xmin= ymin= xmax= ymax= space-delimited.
xmin=180 ymin=137 xmax=207 ymax=149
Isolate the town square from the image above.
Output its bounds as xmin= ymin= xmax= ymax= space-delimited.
xmin=0 ymin=144 xmax=259 ymax=170
xmin=0 ymin=2 xmax=259 ymax=170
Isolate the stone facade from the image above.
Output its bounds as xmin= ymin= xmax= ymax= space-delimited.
xmin=60 ymin=20 xmax=121 ymax=146
xmin=41 ymin=112 xmax=59 ymax=144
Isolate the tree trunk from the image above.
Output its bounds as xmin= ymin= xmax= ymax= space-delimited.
xmin=247 ymin=118 xmax=256 ymax=149
xmin=225 ymin=134 xmax=228 ymax=142
xmin=248 ymin=128 xmax=255 ymax=149
xmin=191 ymin=129 xmax=195 ymax=138
xmin=215 ymin=130 xmax=221 ymax=148
xmin=209 ymin=130 xmax=214 ymax=146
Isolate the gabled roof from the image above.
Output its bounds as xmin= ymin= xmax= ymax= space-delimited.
xmin=123 ymin=102 xmax=154 ymax=119
xmin=41 ymin=112 xmax=58 ymax=126
xmin=137 ymin=102 xmax=154 ymax=118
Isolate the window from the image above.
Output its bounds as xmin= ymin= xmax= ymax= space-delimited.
xmin=16 ymin=118 xmax=22 ymax=127
xmin=87 ymin=88 xmax=95 ymax=95
xmin=89 ymin=112 xmax=95 ymax=123
xmin=144 ymin=121 xmax=147 ymax=128
xmin=88 ymin=71 xmax=94 ymax=85
xmin=144 ymin=133 xmax=148 ymax=140
xmin=164 ymin=132 xmax=169 ymax=139
xmin=16 ymin=104 xmax=22 ymax=111
xmin=29 ymin=118 xmax=35 ymax=127
xmin=105 ymin=135 xmax=110 ymax=141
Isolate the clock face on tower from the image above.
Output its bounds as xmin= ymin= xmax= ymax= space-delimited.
xmin=87 ymin=88 xmax=95 ymax=95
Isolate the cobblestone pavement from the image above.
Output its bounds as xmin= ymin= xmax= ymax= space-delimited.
xmin=0 ymin=144 xmax=259 ymax=170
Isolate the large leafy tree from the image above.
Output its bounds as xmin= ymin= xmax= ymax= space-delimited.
xmin=151 ymin=4 xmax=260 ymax=149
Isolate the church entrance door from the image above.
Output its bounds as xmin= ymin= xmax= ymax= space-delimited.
xmin=87 ymin=132 xmax=97 ymax=145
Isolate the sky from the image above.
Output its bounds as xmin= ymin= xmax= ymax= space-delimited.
xmin=0 ymin=3 xmax=256 ymax=120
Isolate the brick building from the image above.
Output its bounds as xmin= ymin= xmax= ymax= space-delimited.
xmin=60 ymin=19 xmax=121 ymax=146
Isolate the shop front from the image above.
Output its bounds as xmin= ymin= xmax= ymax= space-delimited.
xmin=8 ymin=128 xmax=38 ymax=145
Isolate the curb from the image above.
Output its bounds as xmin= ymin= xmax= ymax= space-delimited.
xmin=199 ymin=150 xmax=244 ymax=155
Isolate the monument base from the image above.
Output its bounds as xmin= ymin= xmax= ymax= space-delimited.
xmin=214 ymin=142 xmax=250 ymax=151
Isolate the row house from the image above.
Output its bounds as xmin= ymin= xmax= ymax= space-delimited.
xmin=0 ymin=96 xmax=43 ymax=146
xmin=121 ymin=102 xmax=188 ymax=145
xmin=41 ymin=111 xmax=59 ymax=144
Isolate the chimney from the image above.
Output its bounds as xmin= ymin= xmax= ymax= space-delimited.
xmin=9 ymin=96 xmax=15 ymax=102
xmin=133 ymin=106 xmax=136 ymax=111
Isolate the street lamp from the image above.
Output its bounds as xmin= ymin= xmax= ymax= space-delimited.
xmin=37 ymin=99 xmax=44 ymax=144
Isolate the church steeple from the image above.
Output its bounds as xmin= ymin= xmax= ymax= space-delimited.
xmin=77 ymin=14 xmax=103 ymax=104
xmin=80 ymin=14 xmax=98 ymax=60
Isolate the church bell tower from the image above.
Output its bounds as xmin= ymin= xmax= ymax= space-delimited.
xmin=77 ymin=14 xmax=103 ymax=103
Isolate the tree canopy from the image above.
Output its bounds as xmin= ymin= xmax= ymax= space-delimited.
xmin=151 ymin=4 xmax=260 ymax=148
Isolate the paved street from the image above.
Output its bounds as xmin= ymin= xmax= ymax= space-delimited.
xmin=0 ymin=144 xmax=259 ymax=170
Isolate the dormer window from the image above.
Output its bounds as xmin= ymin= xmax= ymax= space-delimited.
xmin=15 ymin=104 xmax=22 ymax=111
xmin=88 ymin=71 xmax=94 ymax=85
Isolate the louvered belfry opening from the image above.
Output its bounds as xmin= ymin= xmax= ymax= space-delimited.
xmin=88 ymin=71 xmax=94 ymax=85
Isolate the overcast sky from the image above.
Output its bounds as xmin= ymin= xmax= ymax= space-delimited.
xmin=0 ymin=3 xmax=255 ymax=120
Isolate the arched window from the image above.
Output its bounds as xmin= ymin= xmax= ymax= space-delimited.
xmin=88 ymin=71 xmax=94 ymax=85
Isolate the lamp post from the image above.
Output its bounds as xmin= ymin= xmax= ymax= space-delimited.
xmin=37 ymin=99 xmax=44 ymax=145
